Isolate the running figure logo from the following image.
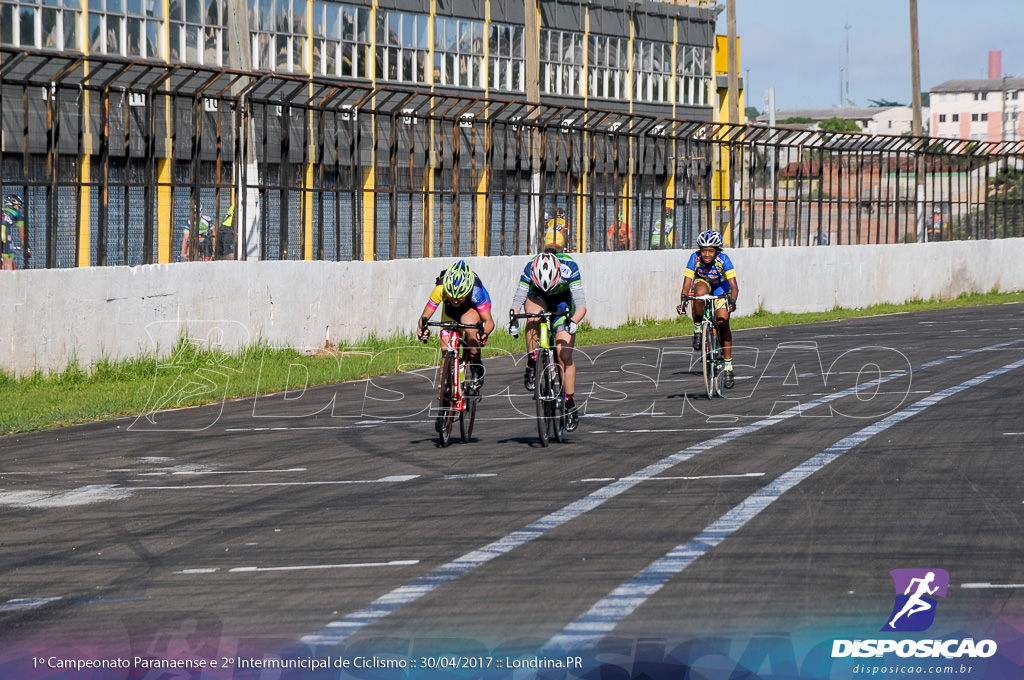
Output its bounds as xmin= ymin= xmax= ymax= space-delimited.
xmin=882 ymin=569 xmax=949 ymax=632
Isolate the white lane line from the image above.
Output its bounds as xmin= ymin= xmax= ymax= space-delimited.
xmin=440 ymin=474 xmax=498 ymax=480
xmin=579 ymin=473 xmax=764 ymax=483
xmin=168 ymin=468 xmax=307 ymax=476
xmin=174 ymin=560 xmax=419 ymax=575
xmin=961 ymin=583 xmax=1024 ymax=589
xmin=134 ymin=475 xmax=419 ymax=491
xmin=1 ymin=476 xmax=419 ymax=509
xmin=542 ymin=355 xmax=1024 ymax=652
xmin=0 ymin=485 xmax=131 ymax=508
xmin=588 ymin=427 xmax=740 ymax=434
xmin=299 ymin=340 xmax=1024 ymax=650
xmin=230 ymin=560 xmax=419 ymax=573
xmin=1 ymin=597 xmax=61 ymax=612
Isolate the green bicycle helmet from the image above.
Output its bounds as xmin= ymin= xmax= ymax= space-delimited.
xmin=442 ymin=260 xmax=474 ymax=299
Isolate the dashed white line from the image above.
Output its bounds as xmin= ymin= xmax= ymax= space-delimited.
xmin=174 ymin=560 xmax=420 ymax=575
xmin=1 ymin=597 xmax=61 ymax=612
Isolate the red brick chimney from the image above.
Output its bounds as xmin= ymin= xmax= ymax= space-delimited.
xmin=989 ymin=50 xmax=1002 ymax=79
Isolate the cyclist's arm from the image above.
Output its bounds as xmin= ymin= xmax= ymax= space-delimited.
xmin=417 ymin=285 xmax=444 ymax=336
xmin=679 ymin=274 xmax=695 ymax=298
xmin=510 ymin=266 xmax=532 ymax=312
xmin=478 ymin=307 xmax=496 ymax=338
xmin=726 ymin=273 xmax=739 ymax=302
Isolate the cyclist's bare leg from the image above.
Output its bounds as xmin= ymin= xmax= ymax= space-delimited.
xmin=458 ymin=308 xmax=484 ymax=354
xmin=1 ymin=256 xmax=13 ymax=271
xmin=523 ymin=297 xmax=544 ymax=355
xmin=690 ymin=280 xmax=710 ymax=327
xmin=716 ymin=306 xmax=732 ymax=361
xmin=555 ymin=330 xmax=576 ymax=395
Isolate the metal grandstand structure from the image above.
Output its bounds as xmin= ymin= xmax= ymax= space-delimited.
xmin=2 ymin=47 xmax=1023 ymax=268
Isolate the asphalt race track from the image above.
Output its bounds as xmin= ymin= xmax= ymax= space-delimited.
xmin=2 ymin=303 xmax=1023 ymax=678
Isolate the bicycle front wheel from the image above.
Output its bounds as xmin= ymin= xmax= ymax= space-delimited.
xmin=438 ymin=353 xmax=457 ymax=446
xmin=460 ymin=394 xmax=477 ymax=443
xmin=701 ymin=322 xmax=715 ymax=399
xmin=535 ymin=351 xmax=551 ymax=447
xmin=549 ymin=360 xmax=565 ymax=443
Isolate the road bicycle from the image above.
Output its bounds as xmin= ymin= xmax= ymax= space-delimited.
xmin=421 ymin=320 xmax=484 ymax=446
xmin=681 ymin=293 xmax=730 ymax=399
xmin=509 ymin=310 xmax=565 ymax=447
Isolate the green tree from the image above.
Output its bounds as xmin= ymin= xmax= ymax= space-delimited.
xmin=868 ymin=98 xmax=905 ymax=107
xmin=745 ymin=106 xmax=761 ymax=121
xmin=819 ymin=117 xmax=861 ymax=133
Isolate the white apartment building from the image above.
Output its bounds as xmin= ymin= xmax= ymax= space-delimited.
xmin=929 ymin=77 xmax=1024 ymax=142
xmin=756 ymin=106 xmax=926 ymax=136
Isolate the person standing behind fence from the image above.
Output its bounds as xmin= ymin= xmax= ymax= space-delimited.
xmin=218 ymin=205 xmax=237 ymax=260
xmin=605 ymin=211 xmax=633 ymax=251
xmin=180 ymin=214 xmax=215 ymax=261
xmin=1 ymin=195 xmax=30 ymax=270
xmin=650 ymin=207 xmax=675 ymax=249
xmin=543 ymin=208 xmax=571 ymax=253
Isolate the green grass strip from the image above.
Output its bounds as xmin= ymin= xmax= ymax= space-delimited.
xmin=2 ymin=290 xmax=1021 ymax=435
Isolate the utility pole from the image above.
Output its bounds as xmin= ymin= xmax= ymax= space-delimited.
xmin=909 ymin=0 xmax=925 ymax=241
xmin=843 ymin=22 xmax=852 ymax=106
xmin=726 ymin=0 xmax=739 ymax=126
xmin=524 ymin=0 xmax=542 ymax=252
xmin=909 ymin=0 xmax=923 ymax=138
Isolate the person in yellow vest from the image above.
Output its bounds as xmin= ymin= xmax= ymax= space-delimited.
xmin=543 ymin=208 xmax=570 ymax=253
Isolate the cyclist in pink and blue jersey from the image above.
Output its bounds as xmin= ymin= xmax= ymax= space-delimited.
xmin=416 ymin=260 xmax=495 ymax=388
xmin=677 ymin=229 xmax=740 ymax=389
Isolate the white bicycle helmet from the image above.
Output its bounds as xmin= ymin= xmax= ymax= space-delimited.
xmin=696 ymin=229 xmax=723 ymax=248
xmin=530 ymin=252 xmax=562 ymax=292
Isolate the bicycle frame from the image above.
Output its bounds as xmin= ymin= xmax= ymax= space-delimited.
xmin=510 ymin=310 xmax=566 ymax=446
xmin=683 ymin=293 xmax=730 ymax=399
xmin=423 ymin=320 xmax=482 ymax=446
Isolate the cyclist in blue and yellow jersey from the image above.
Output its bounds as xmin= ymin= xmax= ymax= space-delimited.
xmin=677 ymin=229 xmax=740 ymax=389
xmin=416 ymin=260 xmax=495 ymax=388
xmin=508 ymin=251 xmax=587 ymax=431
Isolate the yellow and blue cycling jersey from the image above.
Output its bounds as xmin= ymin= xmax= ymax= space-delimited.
xmin=425 ymin=269 xmax=492 ymax=319
xmin=684 ymin=250 xmax=736 ymax=296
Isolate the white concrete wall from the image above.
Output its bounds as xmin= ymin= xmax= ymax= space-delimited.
xmin=2 ymin=239 xmax=1022 ymax=376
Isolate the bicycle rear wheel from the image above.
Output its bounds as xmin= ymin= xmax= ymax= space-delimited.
xmin=535 ymin=351 xmax=554 ymax=447
xmin=701 ymin=322 xmax=715 ymax=399
xmin=437 ymin=354 xmax=457 ymax=446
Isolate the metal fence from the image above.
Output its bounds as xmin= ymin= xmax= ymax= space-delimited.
xmin=2 ymin=47 xmax=1023 ymax=269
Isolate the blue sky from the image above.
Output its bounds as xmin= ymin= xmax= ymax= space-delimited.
xmin=726 ymin=0 xmax=1024 ymax=113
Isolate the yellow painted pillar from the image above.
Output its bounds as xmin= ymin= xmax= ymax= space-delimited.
xmin=576 ymin=171 xmax=586 ymax=253
xmin=78 ymin=138 xmax=92 ymax=266
xmin=305 ymin=159 xmax=315 ymax=259
xmin=713 ymin=33 xmax=742 ymax=246
xmin=157 ymin=149 xmax=173 ymax=262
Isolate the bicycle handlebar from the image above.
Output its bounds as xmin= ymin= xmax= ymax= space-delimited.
xmin=422 ymin=320 xmax=484 ymax=331
xmin=681 ymin=293 xmax=731 ymax=302
xmin=509 ymin=310 xmax=559 ymax=322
